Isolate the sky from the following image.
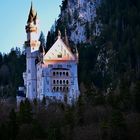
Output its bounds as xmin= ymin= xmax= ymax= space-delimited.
xmin=0 ymin=0 xmax=62 ymax=53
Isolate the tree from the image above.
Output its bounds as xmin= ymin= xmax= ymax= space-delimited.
xmin=8 ymin=109 xmax=19 ymax=140
xmin=39 ymin=31 xmax=46 ymax=50
xmin=110 ymin=110 xmax=126 ymax=140
xmin=18 ymin=99 xmax=33 ymax=123
xmin=134 ymin=81 xmax=140 ymax=112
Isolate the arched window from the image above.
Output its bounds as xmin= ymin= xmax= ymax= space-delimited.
xmin=56 ymin=72 xmax=59 ymax=75
xmin=56 ymin=87 xmax=59 ymax=92
xmin=60 ymin=80 xmax=62 ymax=84
xmin=53 ymin=72 xmax=55 ymax=76
xmin=53 ymin=80 xmax=55 ymax=84
xmin=60 ymin=87 xmax=62 ymax=91
xmin=66 ymin=80 xmax=69 ymax=85
xmin=66 ymin=72 xmax=69 ymax=76
xmin=57 ymin=80 xmax=59 ymax=84
xmin=63 ymin=80 xmax=65 ymax=84
xmin=66 ymin=87 xmax=69 ymax=92
xmin=60 ymin=72 xmax=62 ymax=76
xmin=63 ymin=72 xmax=65 ymax=76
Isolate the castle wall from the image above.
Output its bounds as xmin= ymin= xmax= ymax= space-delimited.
xmin=37 ymin=60 xmax=79 ymax=105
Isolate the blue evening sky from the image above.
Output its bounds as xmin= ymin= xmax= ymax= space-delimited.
xmin=0 ymin=0 xmax=62 ymax=53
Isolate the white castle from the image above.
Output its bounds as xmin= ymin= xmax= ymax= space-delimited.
xmin=17 ymin=4 xmax=80 ymax=105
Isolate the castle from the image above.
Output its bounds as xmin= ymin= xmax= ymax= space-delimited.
xmin=17 ymin=4 xmax=80 ymax=105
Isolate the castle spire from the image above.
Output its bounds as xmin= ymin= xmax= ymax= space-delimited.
xmin=27 ymin=2 xmax=37 ymax=24
xmin=58 ymin=30 xmax=61 ymax=39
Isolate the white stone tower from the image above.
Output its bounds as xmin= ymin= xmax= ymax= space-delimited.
xmin=25 ymin=3 xmax=40 ymax=100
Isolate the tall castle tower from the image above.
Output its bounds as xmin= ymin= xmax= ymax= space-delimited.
xmin=25 ymin=3 xmax=40 ymax=100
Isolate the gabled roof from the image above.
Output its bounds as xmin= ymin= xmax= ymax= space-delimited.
xmin=43 ymin=36 xmax=75 ymax=61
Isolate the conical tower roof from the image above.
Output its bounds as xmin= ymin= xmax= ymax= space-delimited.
xmin=27 ymin=2 xmax=37 ymax=24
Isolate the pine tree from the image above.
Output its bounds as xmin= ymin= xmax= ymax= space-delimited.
xmin=8 ymin=109 xmax=19 ymax=140
xmin=39 ymin=31 xmax=46 ymax=50
xmin=19 ymin=99 xmax=33 ymax=123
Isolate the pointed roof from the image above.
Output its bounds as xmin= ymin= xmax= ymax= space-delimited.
xmin=44 ymin=35 xmax=75 ymax=61
xmin=27 ymin=2 xmax=37 ymax=24
xmin=58 ymin=30 xmax=61 ymax=39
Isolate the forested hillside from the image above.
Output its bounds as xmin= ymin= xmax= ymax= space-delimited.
xmin=0 ymin=48 xmax=25 ymax=98
xmin=47 ymin=0 xmax=140 ymax=91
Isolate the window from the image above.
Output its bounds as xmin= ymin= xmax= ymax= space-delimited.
xmin=66 ymin=80 xmax=69 ymax=85
xmin=56 ymin=87 xmax=59 ymax=92
xmin=66 ymin=72 xmax=69 ymax=76
xmin=53 ymin=72 xmax=55 ymax=76
xmin=60 ymin=72 xmax=62 ymax=76
xmin=57 ymin=53 xmax=62 ymax=58
xmin=63 ymin=72 xmax=65 ymax=76
xmin=60 ymin=80 xmax=62 ymax=84
xmin=53 ymin=80 xmax=55 ymax=84
xmin=57 ymin=80 xmax=59 ymax=84
xmin=63 ymin=87 xmax=65 ymax=92
xmin=63 ymin=80 xmax=65 ymax=84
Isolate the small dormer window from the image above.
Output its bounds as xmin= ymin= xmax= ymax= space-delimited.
xmin=57 ymin=52 xmax=62 ymax=58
